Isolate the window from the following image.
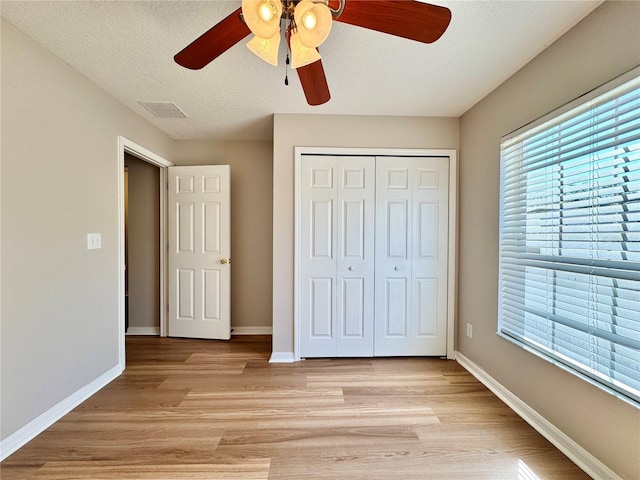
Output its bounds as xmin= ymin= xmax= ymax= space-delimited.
xmin=498 ymin=69 xmax=640 ymax=405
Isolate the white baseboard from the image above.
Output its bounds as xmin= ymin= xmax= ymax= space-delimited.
xmin=0 ymin=364 xmax=122 ymax=461
xmin=455 ymin=352 xmax=622 ymax=480
xmin=231 ymin=326 xmax=273 ymax=335
xmin=125 ymin=327 xmax=160 ymax=336
xmin=125 ymin=326 xmax=272 ymax=336
xmin=269 ymin=352 xmax=295 ymax=363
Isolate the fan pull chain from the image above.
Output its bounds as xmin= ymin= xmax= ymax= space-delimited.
xmin=284 ymin=53 xmax=290 ymax=86
xmin=282 ymin=11 xmax=290 ymax=86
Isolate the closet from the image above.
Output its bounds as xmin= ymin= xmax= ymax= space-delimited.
xmin=298 ymin=154 xmax=450 ymax=358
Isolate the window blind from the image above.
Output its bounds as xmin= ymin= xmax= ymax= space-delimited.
xmin=499 ymin=70 xmax=640 ymax=405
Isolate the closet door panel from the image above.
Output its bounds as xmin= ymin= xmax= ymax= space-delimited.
xmin=417 ymin=201 xmax=438 ymax=258
xmin=376 ymin=156 xmax=449 ymax=356
xmin=415 ymin=277 xmax=438 ymax=336
xmin=336 ymin=157 xmax=375 ymax=357
xmin=300 ymin=155 xmax=375 ymax=358
xmin=387 ymin=200 xmax=409 ymax=258
xmin=309 ymin=277 xmax=333 ymax=337
xmin=411 ymin=158 xmax=449 ymax=355
xmin=299 ymin=156 xmax=338 ymax=357
xmin=341 ymin=277 xmax=365 ymax=336
xmin=375 ymin=157 xmax=413 ymax=355
xmin=311 ymin=199 xmax=334 ymax=259
xmin=385 ymin=278 xmax=409 ymax=336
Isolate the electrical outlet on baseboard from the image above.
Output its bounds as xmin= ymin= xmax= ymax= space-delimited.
xmin=466 ymin=323 xmax=473 ymax=339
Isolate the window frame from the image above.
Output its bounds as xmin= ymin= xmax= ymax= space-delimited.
xmin=498 ymin=66 xmax=640 ymax=408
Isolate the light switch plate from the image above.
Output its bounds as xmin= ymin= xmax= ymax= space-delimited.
xmin=87 ymin=233 xmax=102 ymax=250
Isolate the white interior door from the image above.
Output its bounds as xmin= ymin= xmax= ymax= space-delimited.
xmin=374 ymin=157 xmax=449 ymax=356
xmin=299 ymin=155 xmax=375 ymax=357
xmin=168 ymin=165 xmax=231 ymax=340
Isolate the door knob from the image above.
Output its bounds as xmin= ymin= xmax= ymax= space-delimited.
xmin=394 ymin=266 xmax=400 ymax=271
xmin=348 ymin=266 xmax=354 ymax=271
xmin=220 ymin=258 xmax=229 ymax=264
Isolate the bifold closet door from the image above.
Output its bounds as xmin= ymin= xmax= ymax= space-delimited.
xmin=374 ymin=157 xmax=449 ymax=356
xmin=299 ymin=155 xmax=376 ymax=357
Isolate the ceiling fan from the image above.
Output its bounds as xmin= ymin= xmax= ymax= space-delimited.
xmin=174 ymin=0 xmax=452 ymax=106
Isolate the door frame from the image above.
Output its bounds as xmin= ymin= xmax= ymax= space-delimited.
xmin=117 ymin=136 xmax=173 ymax=368
xmin=294 ymin=147 xmax=458 ymax=361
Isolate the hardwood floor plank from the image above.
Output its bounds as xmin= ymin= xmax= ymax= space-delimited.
xmin=68 ymin=406 xmax=439 ymax=429
xmin=306 ymin=372 xmax=455 ymax=389
xmin=180 ymin=387 xmax=346 ymax=408
xmin=157 ymin=370 xmax=309 ymax=390
xmin=219 ymin=425 xmax=421 ymax=449
xmin=1 ymin=335 xmax=591 ymax=479
xmin=215 ymin=426 xmax=426 ymax=462
xmin=489 ymin=452 xmax=591 ymax=479
xmin=341 ymin=385 xmax=493 ymax=404
xmin=267 ymin=451 xmax=501 ymax=480
xmin=0 ymin=464 xmax=43 ymax=480
xmin=29 ymin=460 xmax=271 ymax=479
xmin=6 ymin=422 xmax=223 ymax=465
xmin=126 ymin=361 xmax=248 ymax=376
xmin=73 ymin=387 xmax=191 ymax=410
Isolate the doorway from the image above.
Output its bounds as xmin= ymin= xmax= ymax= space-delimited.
xmin=117 ymin=136 xmax=173 ymax=368
xmin=124 ymin=154 xmax=160 ymax=335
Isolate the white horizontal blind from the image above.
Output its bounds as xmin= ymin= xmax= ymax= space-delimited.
xmin=499 ymin=72 xmax=640 ymax=405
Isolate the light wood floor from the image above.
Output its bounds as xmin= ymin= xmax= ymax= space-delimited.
xmin=1 ymin=335 xmax=590 ymax=479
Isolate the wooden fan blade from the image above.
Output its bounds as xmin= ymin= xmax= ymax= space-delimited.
xmin=331 ymin=0 xmax=451 ymax=44
xmin=297 ymin=59 xmax=331 ymax=106
xmin=174 ymin=8 xmax=251 ymax=70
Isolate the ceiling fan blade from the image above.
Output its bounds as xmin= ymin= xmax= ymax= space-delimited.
xmin=297 ymin=59 xmax=331 ymax=106
xmin=174 ymin=7 xmax=251 ymax=70
xmin=331 ymin=0 xmax=451 ymax=44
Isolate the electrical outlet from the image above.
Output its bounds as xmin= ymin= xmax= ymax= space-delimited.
xmin=466 ymin=323 xmax=473 ymax=339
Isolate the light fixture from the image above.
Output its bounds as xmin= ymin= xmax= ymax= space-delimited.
xmin=242 ymin=0 xmax=282 ymax=38
xmin=246 ymin=31 xmax=281 ymax=66
xmin=241 ymin=0 xmax=333 ymax=69
xmin=289 ymin=31 xmax=321 ymax=68
xmin=294 ymin=0 xmax=332 ymax=48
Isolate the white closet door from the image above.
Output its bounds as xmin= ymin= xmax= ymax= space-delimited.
xmin=374 ymin=157 xmax=449 ymax=356
xmin=299 ymin=155 xmax=375 ymax=357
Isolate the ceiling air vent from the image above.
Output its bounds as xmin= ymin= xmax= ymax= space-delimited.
xmin=139 ymin=101 xmax=188 ymax=119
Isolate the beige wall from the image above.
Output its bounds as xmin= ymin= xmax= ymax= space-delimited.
xmin=124 ymin=154 xmax=160 ymax=331
xmin=172 ymin=140 xmax=273 ymax=330
xmin=0 ymin=19 xmax=173 ymax=440
xmin=458 ymin=2 xmax=640 ymax=479
xmin=272 ymin=115 xmax=460 ymax=354
xmin=0 ymin=16 xmax=273 ymax=445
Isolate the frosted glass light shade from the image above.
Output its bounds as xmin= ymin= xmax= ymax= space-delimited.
xmin=290 ymin=32 xmax=321 ymax=69
xmin=247 ymin=33 xmax=281 ymax=66
xmin=242 ymin=0 xmax=282 ymax=39
xmin=294 ymin=0 xmax=332 ymax=48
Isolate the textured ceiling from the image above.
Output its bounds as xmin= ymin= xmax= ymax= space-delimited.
xmin=1 ymin=0 xmax=602 ymax=141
